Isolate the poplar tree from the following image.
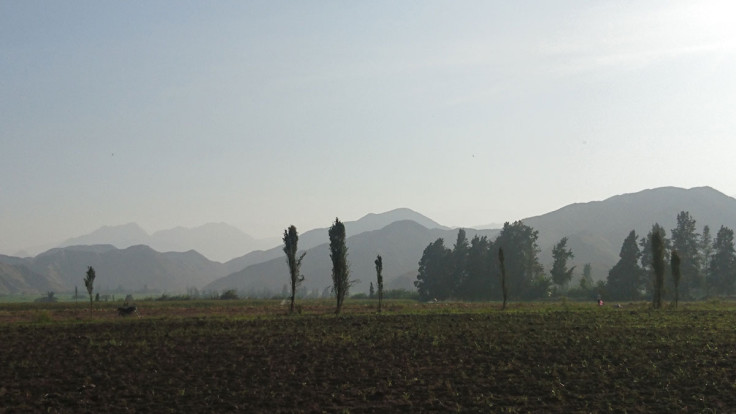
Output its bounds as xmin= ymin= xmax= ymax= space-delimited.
xmin=329 ymin=218 xmax=351 ymax=314
xmin=283 ymin=225 xmax=306 ymax=314
xmin=700 ymin=225 xmax=713 ymax=282
xmin=580 ymin=263 xmax=593 ymax=290
xmin=375 ymin=255 xmax=383 ymax=313
xmin=499 ymin=248 xmax=508 ymax=310
xmin=671 ymin=250 xmax=681 ymax=308
xmin=707 ymin=226 xmax=736 ymax=295
xmin=641 ymin=223 xmax=670 ymax=297
xmin=652 ymin=231 xmax=665 ymax=309
xmin=670 ymin=211 xmax=701 ymax=299
xmin=84 ymin=266 xmax=96 ymax=310
xmin=550 ymin=237 xmax=575 ymax=290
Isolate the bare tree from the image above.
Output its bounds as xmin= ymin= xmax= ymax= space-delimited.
xmin=283 ymin=225 xmax=306 ymax=314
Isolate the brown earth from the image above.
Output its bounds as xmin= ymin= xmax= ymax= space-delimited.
xmin=1 ymin=303 xmax=735 ymax=412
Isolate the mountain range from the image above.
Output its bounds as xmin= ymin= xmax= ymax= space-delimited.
xmin=57 ymin=222 xmax=278 ymax=263
xmin=2 ymin=187 xmax=736 ymax=297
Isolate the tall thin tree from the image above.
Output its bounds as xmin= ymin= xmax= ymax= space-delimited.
xmin=499 ymin=248 xmax=508 ymax=310
xmin=84 ymin=266 xmax=96 ymax=310
xmin=670 ymin=211 xmax=701 ymax=299
xmin=329 ymin=218 xmax=351 ymax=315
xmin=701 ymin=225 xmax=713 ymax=283
xmin=550 ymin=237 xmax=575 ymax=290
xmin=671 ymin=250 xmax=681 ymax=308
xmin=652 ymin=231 xmax=665 ymax=309
xmin=375 ymin=255 xmax=383 ymax=313
xmin=283 ymin=225 xmax=306 ymax=314
xmin=707 ymin=226 xmax=736 ymax=295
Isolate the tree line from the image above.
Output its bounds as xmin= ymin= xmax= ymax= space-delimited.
xmin=413 ymin=212 xmax=736 ymax=303
xmin=414 ymin=222 xmax=555 ymax=301
xmin=605 ymin=211 xmax=736 ymax=301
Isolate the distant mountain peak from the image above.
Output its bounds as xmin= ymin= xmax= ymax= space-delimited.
xmin=352 ymin=208 xmax=447 ymax=232
xmin=59 ymin=223 xmax=149 ymax=249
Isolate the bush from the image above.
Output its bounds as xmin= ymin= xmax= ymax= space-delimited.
xmin=34 ymin=292 xmax=58 ymax=303
xmin=220 ymin=289 xmax=239 ymax=300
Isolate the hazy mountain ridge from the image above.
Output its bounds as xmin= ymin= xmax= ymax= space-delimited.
xmin=0 ymin=262 xmax=65 ymax=295
xmin=57 ymin=223 xmax=277 ymax=262
xmin=208 ymin=186 xmax=736 ymax=294
xmin=205 ymin=220 xmax=498 ymax=295
xmin=0 ymin=245 xmax=229 ymax=294
xmin=222 ymin=208 xmax=447 ymax=274
xmin=48 ymin=208 xmax=443 ymax=265
xmin=529 ymin=186 xmax=736 ymax=280
xmin=0 ymin=208 xmax=445 ymax=295
xmin=3 ymin=187 xmax=736 ymax=296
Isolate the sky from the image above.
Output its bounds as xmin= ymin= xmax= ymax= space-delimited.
xmin=2 ymin=0 xmax=735 ymax=255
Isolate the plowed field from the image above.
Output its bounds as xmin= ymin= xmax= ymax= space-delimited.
xmin=1 ymin=302 xmax=735 ymax=412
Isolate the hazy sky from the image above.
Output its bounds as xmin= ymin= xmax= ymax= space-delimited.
xmin=2 ymin=1 xmax=735 ymax=254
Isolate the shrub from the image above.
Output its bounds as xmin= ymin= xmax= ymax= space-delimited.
xmin=220 ymin=289 xmax=239 ymax=300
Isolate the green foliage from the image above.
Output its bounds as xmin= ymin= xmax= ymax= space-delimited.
xmin=652 ymin=229 xmax=665 ymax=309
xmin=670 ymin=211 xmax=702 ymax=299
xmin=579 ymin=263 xmax=593 ymax=291
xmin=219 ymin=289 xmax=239 ymax=300
xmin=550 ymin=237 xmax=575 ymax=288
xmin=640 ymin=223 xmax=672 ymax=300
xmin=671 ymin=250 xmax=681 ymax=307
xmin=456 ymin=235 xmax=494 ymax=301
xmin=707 ymin=225 xmax=736 ymax=295
xmin=499 ymin=248 xmax=508 ymax=309
xmin=34 ymin=291 xmax=58 ymax=303
xmin=700 ymin=225 xmax=713 ymax=282
xmin=329 ymin=218 xmax=352 ymax=314
xmin=606 ymin=230 xmax=645 ymax=300
xmin=283 ymin=225 xmax=306 ymax=314
xmin=375 ymin=255 xmax=383 ymax=313
xmin=495 ymin=221 xmax=545 ymax=300
xmin=414 ymin=238 xmax=452 ymax=301
xmin=84 ymin=266 xmax=96 ymax=310
xmin=450 ymin=229 xmax=469 ymax=294
xmin=415 ymin=222 xmax=545 ymax=302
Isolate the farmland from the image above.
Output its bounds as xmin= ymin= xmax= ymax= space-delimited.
xmin=1 ymin=300 xmax=736 ymax=413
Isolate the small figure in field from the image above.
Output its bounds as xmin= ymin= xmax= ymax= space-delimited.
xmin=597 ymin=294 xmax=604 ymax=306
xmin=117 ymin=306 xmax=139 ymax=317
xmin=118 ymin=295 xmax=140 ymax=317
